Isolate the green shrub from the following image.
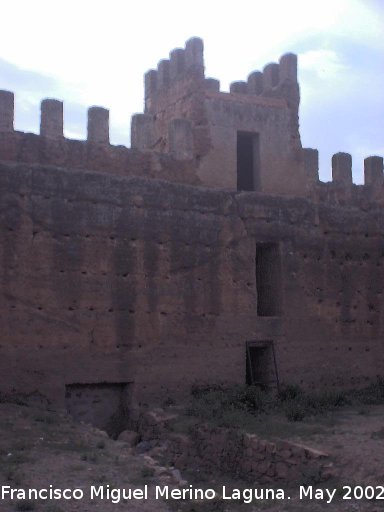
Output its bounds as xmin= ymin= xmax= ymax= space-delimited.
xmin=188 ymin=381 xmax=383 ymax=427
xmin=278 ymin=384 xmax=303 ymax=401
xmin=353 ymin=377 xmax=384 ymax=405
xmin=284 ymin=401 xmax=306 ymax=422
xmin=236 ymin=386 xmax=265 ymax=411
xmin=188 ymin=384 xmax=271 ymax=421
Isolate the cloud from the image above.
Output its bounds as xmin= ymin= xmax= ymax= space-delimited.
xmin=296 ymin=34 xmax=384 ymax=183
xmin=0 ymin=0 xmax=382 ymax=182
xmin=0 ymin=58 xmax=91 ymax=140
xmin=299 ymin=49 xmax=347 ymax=80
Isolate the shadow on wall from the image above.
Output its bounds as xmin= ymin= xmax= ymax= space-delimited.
xmin=65 ymin=382 xmax=132 ymax=438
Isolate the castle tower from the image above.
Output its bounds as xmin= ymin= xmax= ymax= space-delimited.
xmin=132 ymin=38 xmax=307 ymax=196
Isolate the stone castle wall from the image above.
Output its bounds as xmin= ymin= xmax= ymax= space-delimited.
xmin=0 ymin=37 xmax=383 ymax=414
xmin=1 ymin=161 xmax=384 ymax=409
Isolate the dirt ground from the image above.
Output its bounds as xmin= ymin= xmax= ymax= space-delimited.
xmin=0 ymin=401 xmax=384 ymax=512
xmin=291 ymin=405 xmax=384 ymax=486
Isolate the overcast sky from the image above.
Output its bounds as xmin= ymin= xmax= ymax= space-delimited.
xmin=0 ymin=0 xmax=383 ymax=183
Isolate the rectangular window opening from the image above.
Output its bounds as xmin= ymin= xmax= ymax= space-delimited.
xmin=237 ymin=131 xmax=260 ymax=191
xmin=245 ymin=340 xmax=278 ymax=389
xmin=256 ymin=242 xmax=282 ymax=316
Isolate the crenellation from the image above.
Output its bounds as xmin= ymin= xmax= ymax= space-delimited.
xmin=157 ymin=59 xmax=170 ymax=88
xmin=131 ymin=113 xmax=155 ymax=150
xmin=169 ymin=48 xmax=186 ymax=80
xmin=144 ymin=69 xmax=158 ymax=101
xmin=87 ymin=106 xmax=109 ymax=144
xmin=303 ymin=148 xmax=319 ymax=183
xmin=0 ymin=90 xmax=14 ymax=132
xmin=332 ymin=152 xmax=352 ymax=185
xmin=279 ymin=53 xmax=297 ymax=83
xmin=0 ymin=80 xmax=384 ymax=202
xmin=247 ymin=71 xmax=263 ymax=95
xmin=364 ymin=156 xmax=384 ymax=187
xmin=0 ymin=35 xmax=383 ymax=418
xmin=185 ymin=37 xmax=204 ymax=72
xmin=262 ymin=62 xmax=279 ymax=89
xmin=229 ymin=81 xmax=248 ymax=94
xmin=205 ymin=78 xmax=220 ymax=92
xmin=40 ymin=99 xmax=64 ymax=139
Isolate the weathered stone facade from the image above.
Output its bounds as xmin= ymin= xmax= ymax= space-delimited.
xmin=0 ymin=38 xmax=383 ymax=419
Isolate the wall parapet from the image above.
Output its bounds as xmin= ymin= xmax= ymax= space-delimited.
xmin=365 ymin=156 xmax=384 ymax=187
xmin=0 ymin=90 xmax=112 ymax=144
xmin=304 ymin=148 xmax=384 ymax=204
xmin=1 ymin=36 xmax=383 ymax=207
xmin=0 ymin=89 xmax=199 ymax=185
xmin=224 ymin=53 xmax=298 ymax=99
xmin=144 ymin=37 xmax=205 ymax=114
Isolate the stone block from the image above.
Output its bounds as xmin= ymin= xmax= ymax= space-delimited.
xmin=279 ymin=53 xmax=297 ymax=82
xmin=40 ymin=99 xmax=63 ymax=139
xmin=303 ymin=148 xmax=319 ymax=182
xmin=364 ymin=156 xmax=383 ymax=186
xmin=157 ymin=60 xmax=170 ymax=88
xmin=185 ymin=37 xmax=204 ymax=70
xmin=263 ymin=63 xmax=279 ymax=88
xmin=230 ymin=81 xmax=247 ymax=94
xmin=247 ymin=71 xmax=263 ymax=94
xmin=170 ymin=48 xmax=185 ymax=80
xmin=87 ymin=107 xmax=109 ymax=144
xmin=332 ymin=152 xmax=352 ymax=184
xmin=205 ymin=78 xmax=220 ymax=92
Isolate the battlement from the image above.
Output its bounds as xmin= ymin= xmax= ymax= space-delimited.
xmin=0 ymin=90 xmax=111 ymax=144
xmin=1 ymin=36 xmax=384 ymax=410
xmin=0 ymin=90 xmax=198 ymax=184
xmin=141 ymin=38 xmax=299 ymax=126
xmin=0 ymin=38 xmax=383 ymax=205
xmin=144 ymin=37 xmax=298 ymax=102
xmin=144 ymin=37 xmax=205 ymax=113
xmin=227 ymin=53 xmax=297 ymax=97
xmin=303 ymin=148 xmax=384 ymax=205
xmin=303 ymin=148 xmax=384 ymax=187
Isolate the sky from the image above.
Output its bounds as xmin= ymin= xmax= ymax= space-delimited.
xmin=0 ymin=0 xmax=383 ymax=183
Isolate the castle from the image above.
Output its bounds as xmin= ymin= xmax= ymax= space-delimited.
xmin=0 ymin=38 xmax=383 ymax=432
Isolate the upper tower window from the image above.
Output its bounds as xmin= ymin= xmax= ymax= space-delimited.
xmin=237 ymin=131 xmax=260 ymax=191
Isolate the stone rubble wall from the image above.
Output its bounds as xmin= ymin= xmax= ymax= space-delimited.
xmin=137 ymin=411 xmax=336 ymax=484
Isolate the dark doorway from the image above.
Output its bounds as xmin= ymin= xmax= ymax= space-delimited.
xmin=237 ymin=131 xmax=260 ymax=191
xmin=65 ymin=382 xmax=131 ymax=438
xmin=256 ymin=243 xmax=282 ymax=316
xmin=245 ymin=340 xmax=279 ymax=389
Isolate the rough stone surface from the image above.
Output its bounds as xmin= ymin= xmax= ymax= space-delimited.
xmin=160 ymin=423 xmax=335 ymax=483
xmin=118 ymin=430 xmax=139 ymax=445
xmin=0 ymin=160 xmax=384 ymax=408
xmin=0 ymin=37 xmax=383 ymax=422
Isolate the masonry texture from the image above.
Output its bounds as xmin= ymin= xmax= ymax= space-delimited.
xmin=0 ymin=38 xmax=383 ymax=418
xmin=137 ymin=411 xmax=336 ymax=484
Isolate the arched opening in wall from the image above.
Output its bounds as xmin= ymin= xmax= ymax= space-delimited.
xmin=237 ymin=131 xmax=260 ymax=191
xmin=245 ymin=340 xmax=279 ymax=389
xmin=65 ymin=382 xmax=132 ymax=439
xmin=256 ymin=242 xmax=282 ymax=316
